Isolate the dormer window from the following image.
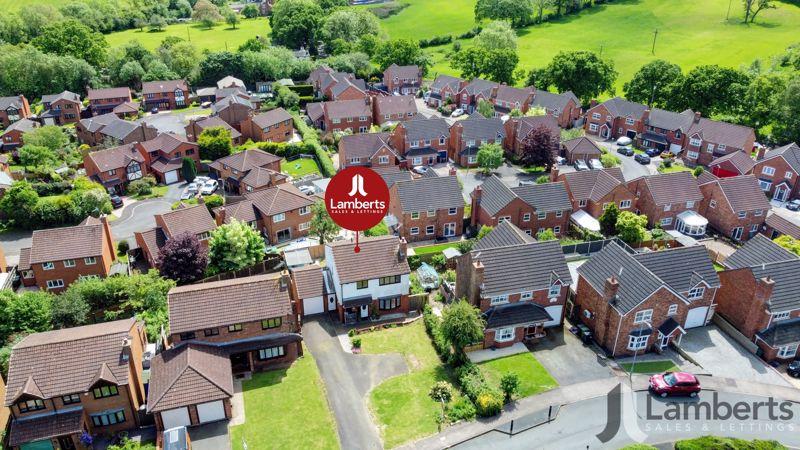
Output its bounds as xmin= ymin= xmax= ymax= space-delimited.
xmin=17 ymin=399 xmax=45 ymax=413
xmin=687 ymin=287 xmax=705 ymax=299
xmin=93 ymin=385 xmax=119 ymax=399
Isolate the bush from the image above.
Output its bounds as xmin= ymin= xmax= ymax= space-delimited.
xmin=117 ymin=240 xmax=130 ymax=255
xmin=500 ymin=372 xmax=521 ymax=403
xmin=475 ymin=390 xmax=504 ymax=417
xmin=692 ymin=166 xmax=704 ymax=177
xmin=419 ymin=35 xmax=452 ymax=48
xmin=600 ymin=153 xmax=621 ymax=168
xmin=431 ymin=253 xmax=446 ymax=271
xmin=457 ymin=26 xmax=482 ymax=39
xmin=292 ymin=114 xmax=335 ymax=177
xmin=203 ymin=194 xmax=224 ymax=211
xmin=408 ymin=255 xmax=422 ymax=271
xmin=351 ymin=337 xmax=362 ymax=348
xmin=443 ymin=269 xmax=456 ymax=283
xmin=447 ymin=397 xmax=477 ymax=422
xmin=535 ymin=175 xmax=549 ymax=184
xmin=455 ymin=239 xmax=474 ymax=253
xmin=127 ymin=176 xmax=157 ymax=196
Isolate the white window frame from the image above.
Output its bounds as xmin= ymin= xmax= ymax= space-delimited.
xmin=591 ymin=112 xmax=601 ymax=120
xmin=556 ymin=210 xmax=563 ymax=218
xmin=378 ymin=155 xmax=389 ymax=164
xmin=589 ymin=123 xmax=598 ymax=132
xmin=426 ymin=225 xmax=435 ymax=235
xmin=762 ymin=166 xmax=775 ymax=176
xmin=628 ymin=334 xmax=649 ymax=351
xmin=687 ymin=287 xmax=705 ymax=300
xmin=46 ymin=279 xmax=65 ymax=290
xmin=537 ymin=212 xmax=546 ymax=220
xmin=299 ymin=222 xmax=311 ymax=231
xmin=427 ymin=209 xmax=436 ymax=217
xmin=759 ymin=180 xmax=772 ymax=191
xmin=634 ymin=309 xmax=653 ymax=324
xmin=553 ymin=226 xmax=561 ymax=233
xmin=42 ymin=262 xmax=54 ymax=270
xmin=448 ymin=208 xmax=457 ymax=215
xmin=619 ymin=200 xmax=631 ymax=209
xmin=668 ymin=304 xmax=678 ymax=316
xmin=687 ymin=151 xmax=699 ymax=159
xmin=490 ymin=295 xmax=508 ymax=305
xmin=689 ymin=138 xmax=702 ymax=147
xmin=498 ymin=216 xmax=511 ymax=223
xmin=786 ymin=171 xmax=793 ymax=179
xmin=664 ymin=203 xmax=672 ymax=212
xmin=578 ymin=199 xmax=587 ymax=207
xmin=661 ymin=217 xmax=672 ymax=226
xmin=299 ymin=206 xmax=310 ymax=216
xmin=709 ymin=199 xmax=717 ymax=208
xmin=410 ymin=227 xmax=419 ymax=235
xmin=548 ymin=285 xmax=560 ymax=297
xmin=520 ymin=291 xmax=532 ymax=301
xmin=773 ymin=311 xmax=790 ymax=321
xmin=778 ymin=344 xmax=798 ymax=359
xmin=522 ymin=213 xmax=531 ymax=222
xmin=411 ymin=212 xmax=420 ymax=219
xmin=686 ymin=201 xmax=695 ymax=209
xmin=273 ymin=213 xmax=286 ymax=223
xmin=496 ymin=327 xmax=515 ymax=342
xmin=64 ymin=259 xmax=76 ymax=268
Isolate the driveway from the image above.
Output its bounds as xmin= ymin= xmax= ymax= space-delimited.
xmin=531 ymin=324 xmax=615 ymax=385
xmin=188 ymin=420 xmax=231 ymax=450
xmin=679 ymin=325 xmax=790 ymax=387
xmin=111 ymin=182 xmax=184 ymax=244
xmin=449 ymin=163 xmax=539 ymax=202
xmin=589 ymin=136 xmax=656 ymax=181
xmin=303 ymin=317 xmax=408 ymax=450
xmin=140 ymin=107 xmax=212 ymax=135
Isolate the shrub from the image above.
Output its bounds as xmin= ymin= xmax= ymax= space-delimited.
xmin=348 ymin=328 xmax=356 ymax=337
xmin=600 ymin=153 xmax=621 ymax=168
xmin=443 ymin=269 xmax=456 ymax=283
xmin=127 ymin=176 xmax=157 ymax=196
xmin=692 ymin=166 xmax=704 ymax=177
xmin=419 ymin=35 xmax=452 ymax=48
xmin=431 ymin=253 xmax=446 ymax=271
xmin=500 ymin=372 xmax=521 ymax=403
xmin=455 ymin=239 xmax=474 ymax=253
xmin=117 ymin=240 xmax=130 ymax=255
xmin=351 ymin=337 xmax=362 ymax=348
xmin=475 ymin=390 xmax=504 ymax=417
xmin=408 ymin=255 xmax=422 ymax=271
xmin=446 ymin=397 xmax=477 ymax=422
xmin=661 ymin=158 xmax=673 ymax=168
xmin=203 ymin=194 xmax=224 ymax=211
xmin=535 ymin=175 xmax=549 ymax=184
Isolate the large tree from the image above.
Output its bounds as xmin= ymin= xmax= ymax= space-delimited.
xmin=309 ymin=202 xmax=340 ymax=245
xmin=181 ymin=157 xmax=197 ymax=183
xmin=0 ymin=181 xmax=39 ymax=229
xmin=474 ymin=20 xmax=517 ymax=51
xmin=616 ymin=211 xmax=648 ymax=245
xmin=157 ymin=232 xmax=209 ymax=285
xmin=452 ymin=46 xmax=518 ymax=84
xmin=623 ymin=60 xmax=684 ymax=108
xmin=519 ymin=124 xmax=558 ymax=170
xmin=197 ymin=126 xmax=233 ymax=161
xmin=0 ymin=290 xmax=54 ymax=344
xmin=599 ymin=203 xmax=619 ymax=236
xmin=540 ymin=50 xmax=617 ymax=104
xmin=192 ymin=0 xmax=223 ymax=29
xmin=476 ymin=142 xmax=503 ymax=174
xmin=475 ymin=0 xmax=533 ymax=28
xmin=743 ymin=0 xmax=776 ymax=23
xmin=270 ymin=0 xmax=324 ymax=52
xmin=772 ymin=76 xmax=800 ymax=145
xmin=373 ymin=39 xmax=430 ymax=74
xmin=195 ymin=51 xmax=245 ymax=87
xmin=208 ymin=219 xmax=266 ymax=274
xmin=321 ymin=9 xmax=381 ymax=47
xmin=666 ymin=65 xmax=750 ymax=116
xmin=32 ymin=19 xmax=108 ymax=67
xmin=23 ymin=126 xmax=69 ymax=153
xmin=18 ymin=145 xmax=58 ymax=169
xmin=440 ymin=299 xmax=485 ymax=363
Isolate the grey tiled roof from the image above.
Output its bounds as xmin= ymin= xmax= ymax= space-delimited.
xmin=401 ymin=117 xmax=450 ymax=142
xmin=633 ymin=245 xmax=721 ymax=292
xmin=339 ymin=132 xmax=393 ymax=160
xmin=765 ymin=210 xmax=800 ymax=240
xmin=562 ymin=137 xmax=602 ymax=159
xmin=101 ymin=119 xmax=140 ymax=140
xmin=328 ymin=235 xmax=410 ymax=283
xmin=475 ymin=175 xmax=517 ymax=216
xmin=394 ymin=176 xmax=463 ymax=213
xmin=0 ymin=95 xmax=26 ymax=110
xmin=41 ymin=90 xmax=80 ymax=104
xmin=460 ymin=78 xmax=498 ymax=97
xmin=713 ymin=175 xmax=771 ymax=213
xmin=473 ymin=240 xmax=570 ymax=297
xmin=636 ymin=172 xmax=703 ymax=205
xmin=510 ymin=182 xmax=572 ymax=213
xmin=600 ymin=97 xmax=648 ymax=119
xmin=142 ymin=79 xmax=188 ymax=95
xmin=724 ymin=234 xmax=798 ymax=269
xmin=458 ymin=113 xmax=505 ymax=141
xmin=483 ymin=302 xmax=552 ymax=329
xmin=647 ymin=108 xmax=694 ymax=131
xmin=430 ymin=75 xmax=462 ymax=92
xmin=379 ymin=169 xmax=413 ymax=188
xmin=79 ymin=113 xmax=119 ymax=133
xmin=513 ymin=115 xmax=560 ymax=143
xmin=250 ymin=108 xmax=292 ymax=128
xmin=561 ymin=167 xmax=625 ymax=202
xmin=374 ymin=95 xmax=417 ymax=116
xmin=758 ymin=317 xmax=800 ymax=347
xmin=750 ymin=260 xmax=800 ymax=312
xmin=530 ymin=89 xmax=578 ymax=112
xmin=687 ymin=117 xmax=755 ymax=150
xmin=87 ymin=87 xmax=131 ymax=100
xmin=474 ymin=221 xmax=535 ymax=251
xmin=762 ymin=143 xmax=800 ymax=173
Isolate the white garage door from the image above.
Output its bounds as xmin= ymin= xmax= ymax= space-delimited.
xmin=544 ymin=305 xmax=564 ymax=328
xmin=197 ymin=400 xmax=226 ymax=423
xmin=164 ymin=170 xmax=179 ymax=185
xmin=685 ymin=307 xmax=709 ymax=329
xmin=303 ymin=296 xmax=324 ymax=316
xmin=161 ymin=407 xmax=191 ymax=429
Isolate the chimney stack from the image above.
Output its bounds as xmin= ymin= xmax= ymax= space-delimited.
xmin=279 ymin=270 xmax=291 ymax=291
xmin=397 ymin=237 xmax=407 ymax=261
xmin=473 ymin=185 xmax=483 ymax=203
xmin=756 ymin=145 xmax=766 ymax=161
xmin=121 ymin=336 xmax=132 ymax=362
xmin=100 ymin=215 xmax=116 ymax=262
xmin=550 ymin=165 xmax=560 ymax=182
xmin=642 ymin=109 xmax=651 ymax=124
xmin=603 ymin=275 xmax=620 ymax=303
xmin=693 ymin=111 xmax=702 ymax=123
xmin=449 ymin=166 xmax=457 ymax=177
xmin=215 ymin=206 xmax=226 ymax=226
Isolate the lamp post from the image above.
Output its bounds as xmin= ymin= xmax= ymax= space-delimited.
xmin=629 ymin=320 xmax=652 ymax=381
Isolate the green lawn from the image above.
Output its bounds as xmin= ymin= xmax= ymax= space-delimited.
xmin=412 ymin=242 xmax=459 ymax=255
xmin=365 ymin=0 xmax=477 ymax=41
xmin=0 ymin=0 xmax=62 ymax=10
xmin=361 ymin=321 xmax=462 ymax=448
xmin=281 ymin=157 xmax=321 ymax=179
xmin=229 ymin=345 xmax=339 ymax=450
xmin=657 ymin=163 xmax=693 ymax=174
xmin=478 ymin=353 xmax=558 ymax=398
xmin=105 ymin=18 xmax=271 ymax=51
xmin=713 ymin=262 xmax=726 ymax=272
xmin=132 ymin=185 xmax=169 ymax=200
xmin=619 ymin=360 xmax=678 ymax=374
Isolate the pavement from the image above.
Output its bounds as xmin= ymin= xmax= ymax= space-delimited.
xmin=110 ymin=182 xmax=184 ymax=245
xmin=531 ymin=325 xmax=615 ymax=386
xmin=468 ymin=342 xmax=528 ymax=363
xmin=302 ymin=317 xmax=408 ymax=450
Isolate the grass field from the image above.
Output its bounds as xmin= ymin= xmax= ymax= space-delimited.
xmin=105 ymin=18 xmax=270 ymax=51
xmin=365 ymin=0 xmax=478 ymax=41
xmin=281 ymin=157 xmax=321 ymax=179
xmin=0 ymin=0 xmax=62 ymax=10
xmin=478 ymin=353 xmax=558 ymax=398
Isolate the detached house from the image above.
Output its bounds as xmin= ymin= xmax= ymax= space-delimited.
xmin=84 ymin=143 xmax=147 ymax=193
xmin=426 ymin=75 xmax=463 ymax=108
xmin=136 ymin=133 xmax=200 ymax=185
xmin=240 ymin=107 xmax=294 ymax=143
xmin=3 ymin=319 xmax=147 ymax=450
xmin=636 ymin=108 xmax=695 ymax=154
xmin=529 ymin=89 xmax=582 ymax=129
xmin=709 ymin=151 xmax=756 ymax=178
xmin=17 ymin=216 xmax=116 ymax=292
xmin=450 ymin=112 xmax=506 ymax=167
xmin=557 ymin=167 xmax=635 ymax=225
xmin=383 ymin=64 xmax=422 ymax=95
xmin=560 ymin=136 xmax=602 ymax=164
xmin=1 ymin=118 xmax=38 ymax=150
xmin=490 ymin=85 xmax=535 ymax=117
xmin=698 ymin=173 xmax=770 ymax=241
xmin=41 ymin=90 xmax=82 ymax=125
xmin=339 ymin=132 xmax=402 ymax=169
xmin=213 ymin=183 xmax=316 ymax=244
xmin=456 ymin=79 xmax=499 ymax=114
xmin=211 ymin=95 xmax=256 ymax=130
xmin=627 ymin=172 xmax=706 ymax=236
xmin=373 ymin=95 xmax=418 ymax=125
xmin=388 ymin=174 xmax=464 ymax=242
xmin=306 ymin=99 xmax=373 ymax=134
xmin=717 ymin=235 xmax=800 ymax=362
xmin=208 ymin=148 xmax=285 ymax=194
xmin=0 ymin=95 xmax=31 ymax=128
xmin=504 ymin=115 xmax=560 ymax=160
xmin=575 ymin=243 xmax=720 ymax=357
xmin=134 ymin=204 xmax=216 ymax=268
xmin=471 ymin=175 xmax=572 ymax=236
xmin=76 ymin=113 xmax=158 ymax=147
xmin=389 ymin=117 xmax=450 ymax=166
xmin=325 ymin=236 xmax=411 ymax=323
xmin=141 ymin=79 xmax=190 ymax=111
xmin=681 ymin=113 xmax=756 ymax=167
xmin=455 ymin=222 xmax=571 ymax=348
xmin=185 ymin=116 xmax=243 ymax=145
xmin=752 ymin=142 xmax=800 ymax=202
xmin=584 ymin=97 xmax=647 ymax=140
xmin=87 ymin=87 xmax=133 ymax=116
xmin=307 ymin=66 xmax=367 ymax=100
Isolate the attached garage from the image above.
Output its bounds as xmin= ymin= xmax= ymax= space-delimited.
xmin=303 ymin=296 xmax=324 ymax=316
xmin=544 ymin=305 xmax=564 ymax=328
xmin=164 ymin=170 xmax=179 ymax=185
xmin=161 ymin=407 xmax=191 ymax=430
xmin=685 ymin=306 xmax=709 ymax=329
xmin=197 ymin=400 xmax=227 ymax=423
xmin=293 ymin=265 xmax=335 ymax=317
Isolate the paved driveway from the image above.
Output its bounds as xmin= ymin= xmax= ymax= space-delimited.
xmin=111 ymin=183 xmax=184 ymax=244
xmin=189 ymin=420 xmax=231 ymax=450
xmin=589 ymin=136 xmax=656 ymax=181
xmin=140 ymin=107 xmax=211 ymax=135
xmin=531 ymin=324 xmax=614 ymax=386
xmin=679 ymin=325 xmax=790 ymax=387
xmin=303 ymin=317 xmax=408 ymax=450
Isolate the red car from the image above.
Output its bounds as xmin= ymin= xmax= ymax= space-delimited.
xmin=648 ymin=372 xmax=701 ymax=398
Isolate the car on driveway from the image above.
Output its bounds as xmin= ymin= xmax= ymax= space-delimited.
xmin=110 ymin=194 xmax=123 ymax=209
xmin=616 ymin=136 xmax=633 ymax=146
xmin=786 ymin=199 xmax=800 ymax=211
xmin=588 ymin=159 xmax=603 ymax=170
xmin=634 ymin=154 xmax=651 ymax=165
xmin=556 ymin=156 xmax=567 ymax=165
xmin=200 ymin=179 xmax=219 ymax=195
xmin=617 ymin=146 xmax=634 ymax=156
xmin=413 ymin=166 xmax=429 ymax=175
xmin=181 ymin=183 xmax=199 ymax=200
xmin=645 ymin=148 xmax=663 ymax=157
xmin=787 ymin=361 xmax=800 ymax=378
xmin=574 ymin=160 xmax=589 ymax=171
xmin=649 ymin=372 xmax=701 ymax=398
xmin=450 ymin=108 xmax=464 ymax=117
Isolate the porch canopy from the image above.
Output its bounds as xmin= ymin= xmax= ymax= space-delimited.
xmin=570 ymin=209 xmax=601 ymax=233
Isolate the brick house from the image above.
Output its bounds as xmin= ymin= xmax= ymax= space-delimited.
xmin=455 ymin=222 xmax=571 ymax=348
xmin=504 ymin=115 xmax=560 ymax=161
xmin=1 ymin=118 xmax=38 ymax=150
xmin=680 ymin=114 xmax=756 ymax=167
xmin=635 ymin=108 xmax=695 ymax=154
xmin=325 ymin=235 xmax=411 ymax=323
xmin=557 ymin=167 xmax=635 ymax=220
xmin=147 ymin=344 xmax=234 ymax=430
xmin=389 ymin=117 xmax=450 ymax=166
xmin=3 ymin=318 xmax=147 ymax=450
xmin=84 ymin=143 xmax=147 ymax=194
xmin=716 ymin=235 xmax=800 ymax=362
xmin=450 ymin=112 xmax=506 ymax=167
xmin=698 ymin=173 xmax=770 ymax=241
xmin=373 ymin=95 xmax=418 ymax=125
xmin=388 ymin=174 xmax=464 ymax=242
xmin=136 ymin=133 xmax=201 ymax=185
xmin=185 ymin=116 xmax=244 ymax=145
xmin=306 ymin=99 xmax=373 ymax=135
xmin=383 ymin=64 xmax=422 ymax=95
xmin=529 ymin=89 xmax=582 ymax=128
xmin=490 ymin=85 xmax=535 ymax=117
xmin=574 ymin=243 xmax=720 ymax=357
xmin=213 ymin=183 xmax=316 ymax=244
xmin=751 ymin=142 xmax=800 ymax=202
xmin=208 ymin=148 xmax=284 ymax=194
xmin=470 ymin=175 xmax=572 ymax=237
xmin=291 ymin=263 xmax=337 ymax=318
xmin=709 ymin=150 xmax=756 ymax=178
xmin=0 ymin=95 xmax=31 ymax=128
xmin=76 ymin=113 xmax=158 ymax=147
xmin=762 ymin=209 xmax=800 ymax=240
xmin=426 ymin=75 xmax=463 ymax=108
xmin=112 ymin=101 xmax=140 ymax=119
xmin=560 ymin=136 xmax=602 ymax=164
xmin=456 ymin=79 xmax=499 ymax=114
xmin=142 ymin=79 xmax=190 ymax=111
xmin=307 ymin=66 xmax=367 ymax=101
xmin=211 ymin=95 xmax=256 ymax=130
xmin=17 ymin=216 xmax=116 ymax=292
xmin=167 ymin=272 xmax=303 ymax=374
xmin=134 ymin=204 xmax=216 ymax=268
xmin=583 ymin=97 xmax=647 ymax=140
xmin=627 ymin=172 xmax=706 ymax=235
xmin=41 ymin=91 xmax=82 ymax=125
xmin=240 ymin=107 xmax=294 ymax=143
xmin=87 ymin=87 xmax=133 ymax=116
xmin=339 ymin=132 xmax=402 ymax=169
xmin=379 ymin=168 xmax=413 ymax=189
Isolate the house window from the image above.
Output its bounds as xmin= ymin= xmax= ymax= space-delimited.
xmin=272 ymin=213 xmax=287 ymax=223
xmin=786 ymin=172 xmax=793 ymax=179
xmin=687 ymin=287 xmax=705 ymax=299
xmin=411 ymin=140 xmax=419 ymax=148
xmin=668 ymin=304 xmax=678 ymax=316
xmin=17 ymin=399 xmax=45 ymax=413
xmin=411 ymin=212 xmax=420 ymax=219
xmin=262 ymin=317 xmax=282 ymax=329
xmin=413 ymin=157 xmax=422 ymax=165
xmin=46 ymin=279 xmax=65 ymax=290
xmin=498 ymin=216 xmax=511 ymax=223
xmin=578 ymin=199 xmax=587 ymax=207
xmin=778 ymin=344 xmax=799 ymax=359
xmin=62 ymin=394 xmax=81 ymax=405
xmin=204 ymin=328 xmax=219 ymax=337
xmin=686 ymin=201 xmax=695 ymax=209
xmin=64 ymin=259 xmax=76 ymax=268
xmin=548 ymin=284 xmax=561 ymax=297
xmin=349 ymin=158 xmax=361 ymax=164
xmin=91 ymin=410 xmax=126 ymax=427
xmin=197 ymin=232 xmax=210 ymax=240
xmin=228 ymin=323 xmax=243 ymax=332
xmin=773 ymin=311 xmax=790 ymax=321
xmin=661 ymin=217 xmax=672 ymax=226
xmin=92 ymin=385 xmax=119 ymax=399
xmin=553 ymin=226 xmax=561 ymax=233
xmin=627 ymin=334 xmax=649 ymax=351
xmin=496 ymin=327 xmax=515 ymax=342
xmin=750 ymin=224 xmax=759 ymax=233
xmin=521 ymin=291 xmax=532 ymax=300
xmin=709 ymin=199 xmax=717 ymax=208
xmin=738 ymin=211 xmax=747 ymax=219
xmin=687 ymin=151 xmax=699 ymax=159
xmin=523 ymin=213 xmax=531 ymax=222
xmin=468 ymin=156 xmax=477 ymax=164
xmin=299 ymin=222 xmax=311 ymax=231
xmin=410 ymin=227 xmax=419 ymax=235
xmin=380 ymin=297 xmax=401 ymax=310
xmin=537 ymin=212 xmax=546 ymax=220
xmin=589 ymin=123 xmax=598 ymax=132
xmin=179 ymin=330 xmax=196 ymax=340
xmin=664 ymin=203 xmax=672 ymax=211
xmin=592 ymin=113 xmax=601 ymax=120
xmin=619 ymin=200 xmax=632 ymax=209
xmin=439 ymin=137 xmax=446 ymax=145
xmin=359 ymin=116 xmax=368 ymax=122
xmin=107 ymin=170 xmax=116 ymax=176
xmin=359 ymin=126 xmax=368 ymax=133
xmin=625 ymin=118 xmax=634 ymax=125
xmin=449 ymin=207 xmax=457 ymax=215
xmin=706 ymin=143 xmax=715 ymax=153
xmin=634 ymin=309 xmax=653 ymax=324
xmin=379 ymin=155 xmax=389 ymax=164
xmin=42 ymin=262 xmax=54 ymax=270
xmin=299 ymin=206 xmax=310 ymax=215
xmin=762 ymin=166 xmax=776 ymax=176
xmin=258 ymin=346 xmax=285 ymax=360
xmin=490 ymin=295 xmax=508 ymax=305
xmin=689 ymin=138 xmax=702 ymax=147
xmin=427 ymin=209 xmax=435 ymax=217
xmin=356 ymin=280 xmax=369 ymax=289
xmin=379 ymin=275 xmax=401 ymax=285
xmin=556 ymin=210 xmax=563 ymax=218
xmin=426 ymin=225 xmax=434 ymax=235
xmin=84 ymin=256 xmax=96 ymax=265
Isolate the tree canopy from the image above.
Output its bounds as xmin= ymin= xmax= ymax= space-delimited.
xmin=270 ymin=0 xmax=324 ymax=52
xmin=623 ymin=59 xmax=684 ymax=108
xmin=535 ymin=51 xmax=617 ymax=105
xmin=208 ymin=219 xmax=266 ymax=274
xmin=440 ymin=299 xmax=485 ymax=363
xmin=374 ymin=39 xmax=430 ymax=74
xmin=452 ymin=46 xmax=518 ymax=84
xmin=198 ymin=126 xmax=233 ymax=161
xmin=157 ymin=232 xmax=209 ymax=285
xmin=309 ymin=202 xmax=341 ymax=244
xmin=476 ymin=142 xmax=504 ymax=173
xmin=32 ymin=19 xmax=108 ymax=67
xmin=475 ymin=0 xmax=533 ymax=28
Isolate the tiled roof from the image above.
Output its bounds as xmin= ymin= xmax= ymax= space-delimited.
xmin=292 ymin=264 xmax=330 ymax=299
xmin=513 ymin=115 xmax=560 ymax=143
xmin=146 ymin=344 xmax=233 ymax=413
xmin=762 ymin=143 xmax=800 ymax=173
xmin=28 ymin=219 xmax=107 ymax=264
xmin=750 ymin=259 xmax=800 ymax=312
xmin=430 ymin=75 xmax=463 ymax=92
xmin=510 ymin=182 xmax=572 ymax=213
xmin=457 ymin=113 xmax=505 ymax=141
xmin=87 ymin=87 xmax=131 ymax=100
xmin=687 ymin=117 xmax=755 ymax=150
xmin=636 ymin=172 xmax=703 ymax=205
xmin=139 ymin=133 xmax=192 ymax=154
xmin=134 ymin=228 xmax=166 ymax=258
xmin=384 ymin=64 xmax=420 ymax=80
xmin=562 ymin=137 xmax=603 ymax=158
xmin=379 ymin=169 xmax=413 ymax=188
xmin=472 ymin=240 xmax=570 ymax=297
xmin=632 ymin=246 xmax=721 ymax=292
xmin=324 ymin=99 xmax=371 ymax=120
xmin=339 ymin=132 xmax=393 ymax=160
xmin=4 ymin=118 xmax=38 ymax=133
xmin=142 ymin=79 xmax=188 ymax=94
xmin=168 ymin=273 xmax=293 ymax=334
xmin=709 ymin=151 xmax=756 ymax=175
xmin=150 ymin=157 xmax=183 ymax=174
xmin=757 ymin=317 xmax=800 ymax=347
xmin=112 ymin=101 xmax=140 ymax=114
xmin=494 ymin=85 xmax=534 ymax=105
xmin=765 ymin=210 xmax=800 ymax=240
xmin=474 ymin=221 xmax=535 ymax=251
xmin=394 ymin=175 xmax=463 ymax=213
xmin=193 ymin=116 xmax=242 ymax=139
xmin=217 ymin=75 xmax=245 ymax=89
xmin=157 ymin=204 xmax=216 ymax=239
xmin=561 ymin=167 xmax=625 ymax=202
xmin=79 ymin=112 xmax=119 ymax=133
xmin=374 ymin=95 xmax=417 ymax=117
xmin=401 ymin=117 xmax=450 ymax=142
xmin=250 ymin=108 xmax=293 ymax=128
xmin=724 ymin=234 xmax=797 ymax=269
xmin=4 ymin=319 xmax=138 ymax=406
xmin=245 ymin=183 xmax=316 ymax=216
xmin=598 ymin=97 xmax=647 ymax=119
xmin=647 ymin=109 xmax=694 ymax=131
xmin=483 ymin=302 xmax=552 ymax=329
xmin=328 ymin=235 xmax=410 ymax=284
xmin=530 ymin=89 xmax=579 ymax=112
xmin=475 ymin=175 xmax=517 ymax=216
xmin=208 ymin=149 xmax=281 ymax=173
xmin=0 ymin=95 xmax=26 ymax=110
xmin=101 ymin=119 xmax=141 ymax=140
xmin=211 ymin=94 xmax=254 ymax=114
xmin=240 ymin=166 xmax=286 ymax=188
xmin=214 ymin=199 xmax=258 ymax=224
xmin=8 ymin=407 xmax=84 ymax=446
xmin=713 ymin=175 xmax=771 ymax=212
xmin=306 ymin=102 xmax=325 ymax=122
xmin=17 ymin=247 xmax=31 ymax=270
xmin=42 ymin=90 xmax=81 ymax=104
xmin=460 ymin=78 xmax=498 ymax=96
xmin=695 ymin=170 xmax=719 ymax=185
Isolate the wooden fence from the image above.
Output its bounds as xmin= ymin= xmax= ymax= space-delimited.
xmin=200 ymin=254 xmax=284 ymax=283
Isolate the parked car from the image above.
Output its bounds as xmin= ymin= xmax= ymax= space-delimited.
xmin=518 ymin=179 xmax=536 ymax=186
xmin=413 ymin=166 xmax=429 ymax=175
xmin=150 ymin=107 xmax=159 ymax=114
xmin=556 ymin=156 xmax=567 ymax=165
xmin=574 ymin=324 xmax=593 ymax=345
xmin=786 ymin=199 xmax=800 ymax=211
xmin=194 ymin=176 xmax=210 ymax=184
xmin=617 ymin=146 xmax=634 ymax=156
xmin=181 ymin=183 xmax=199 ymax=200
xmin=616 ymin=136 xmax=633 ymax=146
xmin=299 ymin=185 xmax=315 ymax=196
xmin=573 ymin=159 xmax=589 ymax=171
xmin=787 ymin=361 xmax=800 ymax=378
xmin=634 ymin=154 xmax=651 ymax=165
xmin=588 ymin=159 xmax=603 ymax=170
xmin=645 ymin=148 xmax=663 ymax=157
xmin=200 ymin=179 xmax=219 ymax=195
xmin=649 ymin=372 xmax=701 ymax=398
xmin=110 ymin=194 xmax=123 ymax=209
xmin=450 ymin=108 xmax=464 ymax=117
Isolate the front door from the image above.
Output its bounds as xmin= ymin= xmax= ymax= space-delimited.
xmin=58 ymin=436 xmax=76 ymax=450
xmin=230 ymin=352 xmax=250 ymax=372
xmin=775 ymin=185 xmax=789 ymax=202
xmin=360 ymin=304 xmax=369 ymax=318
xmin=444 ymin=222 xmax=456 ymax=237
xmin=731 ymin=227 xmax=743 ymax=241
xmin=660 ymin=333 xmax=670 ymax=349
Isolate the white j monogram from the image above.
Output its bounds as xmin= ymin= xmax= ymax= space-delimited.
xmin=348 ymin=174 xmax=367 ymax=197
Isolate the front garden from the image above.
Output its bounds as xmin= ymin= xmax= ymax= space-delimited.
xmin=619 ymin=360 xmax=679 ymax=374
xmin=478 ymin=353 xmax=557 ymax=398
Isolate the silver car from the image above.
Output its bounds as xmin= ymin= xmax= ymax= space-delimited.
xmin=180 ymin=183 xmax=199 ymax=200
xmin=589 ymin=159 xmax=603 ymax=170
xmin=200 ymin=179 xmax=218 ymax=195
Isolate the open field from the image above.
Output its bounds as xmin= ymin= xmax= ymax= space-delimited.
xmin=0 ymin=0 xmax=62 ymax=10
xmin=363 ymin=0 xmax=478 ymax=41
xmin=105 ymin=18 xmax=270 ymax=51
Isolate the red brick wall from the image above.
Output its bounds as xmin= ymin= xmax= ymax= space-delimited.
xmin=752 ymin=157 xmax=799 ymax=201
xmin=1 ymin=129 xmax=24 ymax=147
xmin=714 ymin=268 xmax=772 ymax=340
xmin=170 ymin=314 xmax=298 ymax=345
xmin=242 ymin=117 xmax=294 ymax=143
xmin=472 ymin=198 xmax=570 ymax=237
xmin=699 ymin=182 xmax=766 ymax=241
xmin=218 ymin=104 xmax=253 ymax=130
xmin=0 ymin=96 xmax=31 ymax=127
xmin=325 ymin=115 xmax=373 ymax=135
xmin=48 ymin=98 xmax=82 ymax=125
xmin=143 ymin=89 xmax=190 ymax=110
xmin=259 ymin=205 xmax=313 ymax=245
xmin=627 ymin=178 xmax=699 ymax=229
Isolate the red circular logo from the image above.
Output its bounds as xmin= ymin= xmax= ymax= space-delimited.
xmin=325 ymin=166 xmax=390 ymax=232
